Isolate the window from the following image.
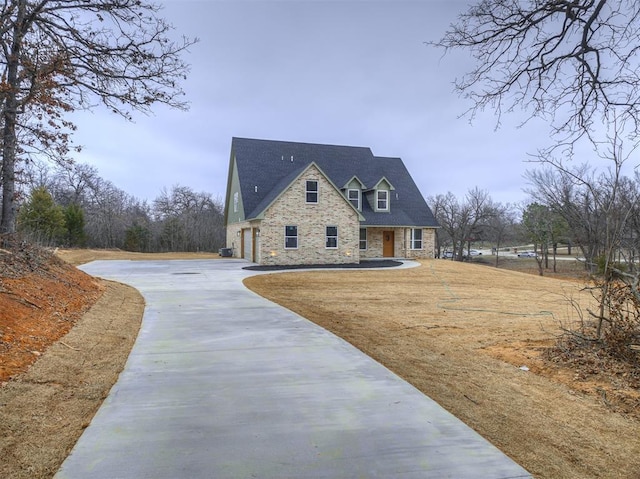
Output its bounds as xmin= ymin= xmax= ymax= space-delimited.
xmin=306 ymin=180 xmax=318 ymax=203
xmin=347 ymin=189 xmax=360 ymax=210
xmin=326 ymin=226 xmax=338 ymax=249
xmin=285 ymin=225 xmax=298 ymax=249
xmin=377 ymin=190 xmax=388 ymax=211
xmin=411 ymin=228 xmax=423 ymax=249
xmin=233 ymin=191 xmax=239 ymax=213
xmin=359 ymin=228 xmax=367 ymax=250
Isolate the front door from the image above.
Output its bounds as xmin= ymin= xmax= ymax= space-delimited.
xmin=383 ymin=230 xmax=394 ymax=257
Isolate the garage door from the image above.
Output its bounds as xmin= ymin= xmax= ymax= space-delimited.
xmin=243 ymin=229 xmax=251 ymax=260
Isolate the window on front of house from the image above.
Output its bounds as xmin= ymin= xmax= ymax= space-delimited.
xmin=411 ymin=228 xmax=423 ymax=249
xmin=306 ymin=180 xmax=318 ymax=203
xmin=326 ymin=226 xmax=338 ymax=249
xmin=359 ymin=228 xmax=367 ymax=250
xmin=285 ymin=225 xmax=298 ymax=249
xmin=377 ymin=190 xmax=388 ymax=211
xmin=233 ymin=191 xmax=239 ymax=213
xmin=347 ymin=189 xmax=360 ymax=210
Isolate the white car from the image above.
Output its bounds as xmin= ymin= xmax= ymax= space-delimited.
xmin=517 ymin=251 xmax=537 ymax=258
xmin=468 ymin=249 xmax=482 ymax=256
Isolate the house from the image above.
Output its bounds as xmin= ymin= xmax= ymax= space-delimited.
xmin=223 ymin=137 xmax=439 ymax=265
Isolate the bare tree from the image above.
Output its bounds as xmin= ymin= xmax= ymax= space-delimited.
xmin=19 ymin=161 xmax=227 ymax=251
xmin=521 ymin=202 xmax=569 ymax=275
xmin=484 ymin=203 xmax=518 ymax=267
xmin=427 ymin=192 xmax=452 ymax=257
xmin=527 ymin=144 xmax=640 ymax=340
xmin=0 ymin=0 xmax=196 ymax=235
xmin=429 ymin=188 xmax=495 ymax=261
xmin=433 ymin=0 xmax=640 ymax=155
xmin=153 ymin=185 xmax=225 ymax=252
xmin=52 ymin=163 xmax=101 ymax=207
xmin=83 ymin=176 xmax=135 ymax=249
xmin=436 ymin=2 xmax=640 ymax=355
xmin=526 ymin=131 xmax=639 ymax=271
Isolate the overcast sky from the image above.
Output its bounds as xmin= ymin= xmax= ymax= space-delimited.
xmin=68 ymin=0 xmax=559 ymax=207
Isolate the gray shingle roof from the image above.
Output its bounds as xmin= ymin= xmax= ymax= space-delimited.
xmin=231 ymin=137 xmax=439 ymax=227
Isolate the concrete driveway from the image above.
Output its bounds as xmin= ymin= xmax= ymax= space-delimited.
xmin=55 ymin=259 xmax=531 ymax=478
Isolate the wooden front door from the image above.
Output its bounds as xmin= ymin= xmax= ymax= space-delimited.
xmin=383 ymin=230 xmax=394 ymax=257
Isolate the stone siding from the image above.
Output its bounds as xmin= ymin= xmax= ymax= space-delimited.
xmin=359 ymin=228 xmax=387 ymax=259
xmin=259 ymin=166 xmax=360 ymax=265
xmin=225 ymin=165 xmax=437 ymax=264
xmin=360 ymin=227 xmax=436 ymax=259
xmin=403 ymin=227 xmax=436 ymax=260
xmin=226 ymin=220 xmax=259 ymax=260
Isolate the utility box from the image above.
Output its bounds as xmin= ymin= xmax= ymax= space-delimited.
xmin=218 ymin=248 xmax=233 ymax=257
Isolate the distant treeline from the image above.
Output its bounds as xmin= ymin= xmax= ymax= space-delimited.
xmin=14 ymin=161 xmax=225 ymax=253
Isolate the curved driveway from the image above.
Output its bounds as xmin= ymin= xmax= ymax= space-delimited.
xmin=55 ymin=259 xmax=531 ymax=478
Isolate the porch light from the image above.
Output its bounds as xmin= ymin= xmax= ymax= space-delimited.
xmin=345 ymin=249 xmax=352 ymax=257
xmin=270 ymin=250 xmax=277 ymax=257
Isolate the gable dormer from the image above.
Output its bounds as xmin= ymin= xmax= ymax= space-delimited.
xmin=342 ymin=176 xmax=365 ymax=211
xmin=364 ymin=177 xmax=395 ymax=213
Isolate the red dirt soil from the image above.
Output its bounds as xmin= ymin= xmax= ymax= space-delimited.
xmin=0 ymin=247 xmax=102 ymax=383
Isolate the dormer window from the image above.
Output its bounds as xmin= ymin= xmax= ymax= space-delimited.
xmin=347 ymin=189 xmax=360 ymax=210
xmin=306 ymin=180 xmax=318 ymax=203
xmin=376 ymin=190 xmax=389 ymax=211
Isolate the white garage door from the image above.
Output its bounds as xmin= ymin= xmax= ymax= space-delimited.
xmin=243 ymin=229 xmax=251 ymax=260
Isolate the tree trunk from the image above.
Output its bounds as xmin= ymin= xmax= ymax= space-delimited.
xmin=0 ymin=0 xmax=25 ymax=235
xmin=544 ymin=243 xmax=549 ymax=270
xmin=596 ymin=279 xmax=609 ymax=339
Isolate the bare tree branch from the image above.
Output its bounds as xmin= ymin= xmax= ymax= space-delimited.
xmin=0 ymin=0 xmax=197 ymax=234
xmin=432 ymin=0 xmax=640 ymax=155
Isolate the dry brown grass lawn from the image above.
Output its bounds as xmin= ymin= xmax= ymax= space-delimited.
xmin=3 ymin=250 xmax=639 ymax=478
xmin=1 ymin=248 xmax=209 ymax=478
xmin=54 ymin=248 xmax=221 ymax=265
xmin=244 ymin=259 xmax=640 ymax=479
